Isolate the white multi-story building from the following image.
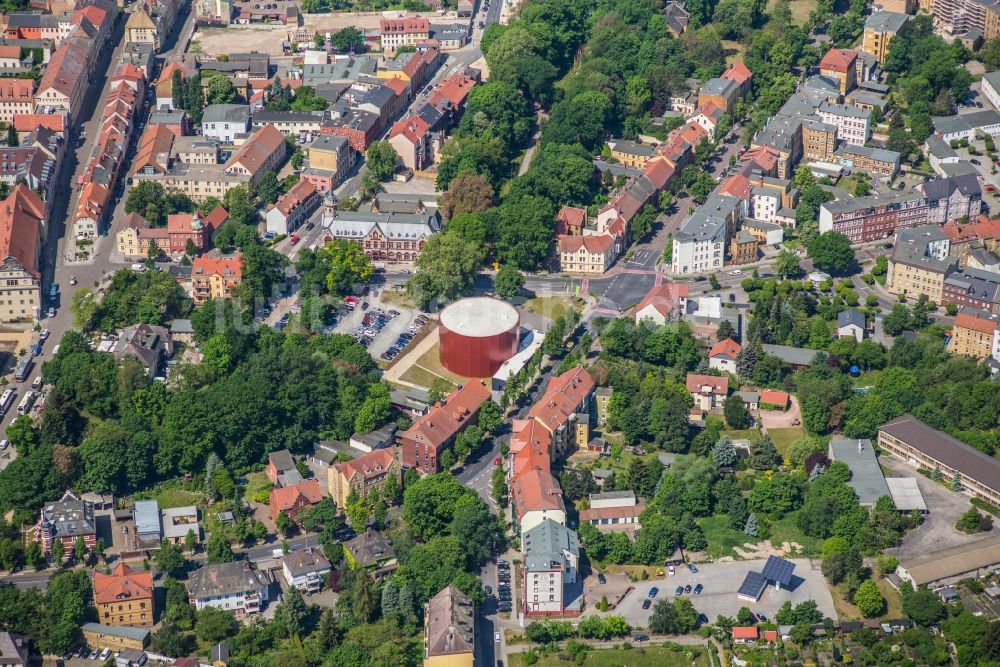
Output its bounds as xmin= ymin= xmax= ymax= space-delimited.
xmin=671 ymin=194 xmax=741 ymax=275
xmin=817 ymin=102 xmax=871 ymax=146
xmin=379 ymin=18 xmax=430 ymax=52
xmin=201 ymin=104 xmax=251 ymax=143
xmin=186 ymin=561 xmax=271 ymax=615
xmin=750 ymin=186 xmax=781 ymax=223
xmin=984 ymin=71 xmax=1000 ymax=111
xmin=282 ymin=548 xmax=331 ymax=594
xmin=523 ymin=519 xmax=579 ymax=616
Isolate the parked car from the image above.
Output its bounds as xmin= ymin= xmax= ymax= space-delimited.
xmin=684 ymin=584 xmax=692 ymax=594
xmin=675 ymin=586 xmax=684 ymax=596
xmin=648 ymin=587 xmax=659 ymax=599
xmin=633 ymin=634 xmax=649 ymax=642
xmin=687 ymin=563 xmax=698 ymax=573
xmin=598 ymin=573 xmax=606 ymax=584
xmin=642 ymin=599 xmax=652 ymax=610
xmin=694 ymin=583 xmax=703 ymax=595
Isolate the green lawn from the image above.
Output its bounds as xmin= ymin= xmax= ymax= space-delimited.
xmin=134 ymin=483 xmax=204 ymax=510
xmin=767 ymin=514 xmax=823 ymax=556
xmin=522 ymin=296 xmax=584 ymax=320
xmin=768 ymin=427 xmax=806 ymax=456
xmin=244 ymin=472 xmax=272 ymax=502
xmin=698 ymin=515 xmax=750 ymax=559
xmin=510 ymin=646 xmax=710 ymax=667
xmin=721 ymin=428 xmax=762 ymax=441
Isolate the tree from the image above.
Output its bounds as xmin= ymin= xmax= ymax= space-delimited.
xmin=854 ymin=174 xmax=871 ymax=197
xmin=196 ymin=606 xmax=239 ymax=643
xmin=73 ymin=536 xmax=87 ymax=562
xmin=276 ymin=510 xmax=295 ymax=536
xmin=807 ymin=231 xmax=854 ymax=273
xmin=24 ymin=540 xmax=41 ymax=568
xmin=982 ymin=621 xmax=1000 ymax=660
xmin=151 ymin=618 xmax=194 ymax=657
xmin=204 ymin=72 xmax=237 ymax=105
xmin=330 ymin=27 xmax=364 ymax=53
xmin=407 ymin=233 xmax=486 ymax=309
xmin=439 ymin=172 xmax=495 ymax=219
xmin=51 ymin=539 xmax=64 ymax=564
xmin=735 ymin=340 xmax=760 ymax=379
xmin=801 ymin=395 xmax=830 ymax=434
xmin=649 ymin=600 xmax=679 ymax=634
xmin=711 ymin=437 xmax=737 ymax=469
xmin=951 ymin=470 xmax=962 ymax=492
xmin=494 ymin=265 xmax=525 ymax=300
xmin=155 ymin=540 xmax=186 ymax=576
xmin=775 ymin=249 xmax=801 ymax=278
xmin=744 ymin=512 xmax=759 ymax=537
xmin=854 ymin=580 xmax=885 ymax=618
xmin=956 ymin=507 xmax=992 ymax=533
xmin=365 ymin=141 xmax=398 ymax=181
xmin=184 ymin=529 xmax=198 ymax=553
xmin=205 ymin=533 xmax=233 ymax=563
xmin=723 ymin=395 xmax=751 ymax=429
xmin=903 ymin=586 xmax=946 ymax=625
xmin=276 ymin=585 xmax=310 ymax=637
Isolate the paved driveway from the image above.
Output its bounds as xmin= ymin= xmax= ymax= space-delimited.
xmin=594 ymin=559 xmax=837 ymax=627
xmin=880 ymin=454 xmax=977 ymax=559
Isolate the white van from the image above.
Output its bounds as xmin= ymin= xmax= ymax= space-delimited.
xmin=130 ymin=263 xmax=146 ymax=273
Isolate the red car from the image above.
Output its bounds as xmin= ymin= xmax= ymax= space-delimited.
xmin=290 ymin=235 xmax=300 ymax=245
xmin=494 ymin=456 xmax=501 ymax=465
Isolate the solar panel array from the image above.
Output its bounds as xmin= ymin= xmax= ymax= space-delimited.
xmin=737 ymin=571 xmax=767 ymax=599
xmin=761 ymin=555 xmax=795 ymax=586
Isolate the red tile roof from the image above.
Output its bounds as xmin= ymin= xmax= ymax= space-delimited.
xmin=73 ymin=5 xmax=108 ymax=28
xmin=732 ymin=627 xmax=758 ymax=640
xmin=380 ymin=17 xmax=430 ymax=34
xmin=93 ymin=562 xmax=153 ymax=605
xmin=0 ymin=185 xmax=43 ymax=278
xmin=202 ymin=204 xmax=230 ymax=231
xmin=820 ymin=48 xmax=857 ymax=72
xmin=403 ymin=380 xmax=491 ymax=449
xmin=955 ymin=311 xmax=999 ymax=335
xmin=555 ymin=206 xmax=586 ymax=234
xmin=382 ymin=76 xmax=409 ymax=97
xmin=634 ymin=283 xmax=689 ymax=318
xmin=511 ymin=419 xmax=552 ymax=477
xmin=942 ymin=216 xmax=1000 ymax=244
xmin=227 ymin=124 xmax=285 ymax=178
xmin=192 ymin=253 xmax=243 ymax=281
xmin=0 ymin=46 xmax=21 ymax=60
xmin=709 ymin=338 xmax=741 ymax=360
xmin=0 ymin=78 xmax=33 ymax=104
xmin=273 ymin=178 xmax=318 ymax=216
xmin=719 ymin=173 xmax=752 ymax=200
xmin=511 ymin=469 xmax=565 ymax=517
xmin=642 ymin=156 xmax=675 ymax=190
xmin=428 ymin=75 xmax=476 ymax=109
xmin=557 ymin=234 xmax=614 ymax=254
xmin=579 ymin=503 xmax=645 ymax=522
xmin=763 ymin=630 xmax=778 ymax=642
xmin=722 ymin=62 xmax=752 ymax=85
xmin=685 ymin=373 xmax=728 ymax=395
xmin=37 ymin=39 xmax=89 ymax=98
xmin=389 ymin=115 xmax=430 ymax=144
xmin=760 ymin=389 xmax=788 ymax=407
xmin=528 ymin=367 xmax=594 ymax=433
xmin=13 ymin=113 xmax=66 ymax=134
xmin=334 ymin=447 xmax=398 ymax=482
xmin=270 ymin=479 xmax=323 ymax=513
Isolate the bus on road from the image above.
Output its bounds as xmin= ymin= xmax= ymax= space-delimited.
xmin=14 ymin=357 xmax=33 ymax=382
xmin=0 ymin=389 xmax=15 ymax=416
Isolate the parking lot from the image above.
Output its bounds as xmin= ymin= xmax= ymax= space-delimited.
xmin=589 ymin=559 xmax=837 ymax=627
xmin=880 ymin=454 xmax=977 ymax=559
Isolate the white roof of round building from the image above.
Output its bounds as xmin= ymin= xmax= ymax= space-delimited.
xmin=440 ymin=297 xmax=519 ymax=337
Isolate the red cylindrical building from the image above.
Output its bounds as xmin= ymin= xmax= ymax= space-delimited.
xmin=439 ymin=297 xmax=520 ymax=378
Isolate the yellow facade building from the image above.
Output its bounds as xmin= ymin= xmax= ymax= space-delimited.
xmin=93 ymin=563 xmax=154 ymax=627
xmin=948 ymin=310 xmax=999 ymax=359
xmin=862 ymin=11 xmax=909 ymax=64
xmin=424 ymin=585 xmax=475 ymax=667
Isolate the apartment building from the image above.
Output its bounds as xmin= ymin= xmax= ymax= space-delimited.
xmin=523 ymin=519 xmax=579 ymax=616
xmin=557 ymin=234 xmax=620 ymax=274
xmin=423 ymin=585 xmax=475 ymax=667
xmin=932 ymin=0 xmax=1000 ymax=39
xmin=0 ymin=79 xmax=34 ymax=124
xmin=819 ymin=191 xmax=928 ymax=243
xmin=186 ymin=561 xmax=270 ymax=615
xmin=817 ymin=102 xmax=871 ymax=145
xmin=862 ymin=11 xmax=909 ymax=63
xmin=671 ymin=194 xmax=741 ymax=275
xmin=329 ymin=448 xmax=401 ymax=509
xmin=802 ymin=120 xmax=838 ymax=161
xmin=265 ymin=179 xmax=321 ymax=235
xmin=191 ymin=252 xmax=243 ymax=304
xmin=202 ymin=104 xmax=251 ymax=143
xmin=526 ymin=367 xmax=595 ymax=458
xmin=607 ymin=139 xmax=657 ymax=169
xmin=943 ymin=267 xmax=1000 ymax=315
xmin=380 ymin=18 xmax=430 ymax=53
xmin=834 ymin=144 xmax=901 ymax=178
xmin=511 ymin=469 xmax=567 ymax=542
xmin=223 ymin=124 xmax=287 ymax=186
xmin=819 ymin=48 xmax=858 ymax=94
xmin=948 ymin=308 xmax=1000 ymax=359
xmin=983 ymin=70 xmax=1000 ymax=110
xmin=93 ymin=564 xmax=154 ymax=627
xmin=634 ymin=282 xmax=689 ymax=325
xmin=302 ymin=134 xmax=354 ymax=192
xmin=34 ymin=491 xmax=96 ymax=558
xmin=887 ymin=225 xmax=956 ymax=302
xmin=879 ymin=414 xmax=1000 ymax=507
xmin=686 ymin=373 xmax=728 ymax=411
xmin=0 ymin=185 xmax=43 ymax=322
xmin=920 ymin=173 xmax=982 ymax=223
xmin=323 ymin=209 xmax=440 ymax=264
xmin=400 ymin=380 xmax=491 ymax=474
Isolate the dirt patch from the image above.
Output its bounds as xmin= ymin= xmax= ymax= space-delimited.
xmin=759 ymin=395 xmax=801 ymax=430
xmin=724 ymin=540 xmax=805 ymax=561
xmin=191 ymin=11 xmax=452 ymax=56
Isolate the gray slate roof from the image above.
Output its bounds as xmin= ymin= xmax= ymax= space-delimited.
xmin=829 ymin=439 xmax=891 ymax=505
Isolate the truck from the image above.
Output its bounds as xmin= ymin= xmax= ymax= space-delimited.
xmin=48 ymin=283 xmax=57 ymax=303
xmin=14 ymin=357 xmax=33 ymax=382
